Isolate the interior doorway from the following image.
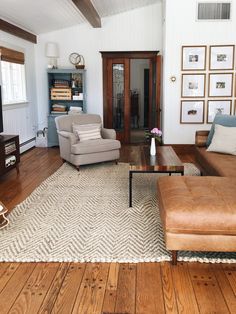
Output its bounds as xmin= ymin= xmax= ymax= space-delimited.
xmin=101 ymin=51 xmax=161 ymax=144
xmin=130 ymin=59 xmax=150 ymax=144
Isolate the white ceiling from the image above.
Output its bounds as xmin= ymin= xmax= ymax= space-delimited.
xmin=0 ymin=0 xmax=159 ymax=35
xmin=91 ymin=0 xmax=158 ymax=17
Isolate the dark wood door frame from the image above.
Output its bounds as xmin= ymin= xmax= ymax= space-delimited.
xmin=101 ymin=51 xmax=161 ymax=143
xmin=156 ymin=55 xmax=162 ymax=128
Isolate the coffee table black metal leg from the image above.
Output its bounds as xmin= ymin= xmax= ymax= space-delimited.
xmin=129 ymin=171 xmax=133 ymax=207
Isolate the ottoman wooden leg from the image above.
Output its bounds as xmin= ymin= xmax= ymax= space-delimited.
xmin=171 ymin=250 xmax=178 ymax=265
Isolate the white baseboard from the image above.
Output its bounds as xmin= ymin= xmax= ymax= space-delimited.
xmin=20 ymin=138 xmax=36 ymax=154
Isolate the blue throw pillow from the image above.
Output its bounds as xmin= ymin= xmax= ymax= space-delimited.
xmin=206 ymin=113 xmax=236 ymax=147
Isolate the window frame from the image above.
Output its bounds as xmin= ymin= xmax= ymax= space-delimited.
xmin=0 ymin=60 xmax=28 ymax=106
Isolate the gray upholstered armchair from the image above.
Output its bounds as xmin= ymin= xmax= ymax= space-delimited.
xmin=55 ymin=114 xmax=121 ymax=169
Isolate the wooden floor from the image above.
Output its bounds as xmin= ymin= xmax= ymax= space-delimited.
xmin=0 ymin=146 xmax=235 ymax=314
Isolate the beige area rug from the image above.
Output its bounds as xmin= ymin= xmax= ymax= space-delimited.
xmin=1 ymin=162 xmax=236 ymax=263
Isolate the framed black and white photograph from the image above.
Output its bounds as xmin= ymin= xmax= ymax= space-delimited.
xmin=207 ymin=100 xmax=232 ymax=123
xmin=209 ymin=45 xmax=235 ymax=70
xmin=208 ymin=73 xmax=233 ymax=97
xmin=180 ymin=100 xmax=205 ymax=124
xmin=181 ymin=74 xmax=205 ymax=98
xmin=182 ymin=46 xmax=206 ymax=71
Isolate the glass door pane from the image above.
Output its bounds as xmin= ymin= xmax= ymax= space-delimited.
xmin=112 ymin=64 xmax=124 ymax=130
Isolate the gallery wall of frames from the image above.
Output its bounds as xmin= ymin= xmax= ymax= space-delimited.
xmin=180 ymin=45 xmax=236 ymax=124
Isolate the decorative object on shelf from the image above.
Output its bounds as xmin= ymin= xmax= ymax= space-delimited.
xmin=51 ymin=103 xmax=67 ymax=114
xmin=68 ymin=106 xmax=83 ymax=115
xmin=181 ymin=73 xmax=206 ymax=98
xmin=72 ymin=93 xmax=83 ymax=101
xmin=51 ymin=88 xmax=72 ymax=100
xmin=0 ymin=202 xmax=9 ymax=230
xmin=182 ymin=46 xmax=206 ymax=71
xmin=208 ymin=73 xmax=233 ymax=97
xmin=180 ymin=100 xmax=205 ymax=124
xmin=69 ymin=52 xmax=85 ymax=69
xmin=209 ymin=45 xmax=235 ymax=70
xmin=35 ymin=128 xmax=48 ymax=148
xmin=45 ymin=42 xmax=59 ymax=69
xmin=207 ymin=100 xmax=232 ymax=123
xmin=145 ymin=128 xmax=162 ymax=156
xmin=72 ymin=73 xmax=83 ymax=89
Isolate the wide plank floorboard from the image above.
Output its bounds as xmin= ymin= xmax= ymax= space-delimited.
xmin=0 ymin=146 xmax=235 ymax=313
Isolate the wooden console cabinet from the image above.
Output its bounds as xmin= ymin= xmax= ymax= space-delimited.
xmin=0 ymin=135 xmax=20 ymax=176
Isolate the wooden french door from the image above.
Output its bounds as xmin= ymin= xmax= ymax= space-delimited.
xmin=102 ymin=52 xmax=161 ymax=144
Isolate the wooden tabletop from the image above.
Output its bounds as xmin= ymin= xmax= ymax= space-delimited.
xmin=130 ymin=146 xmax=184 ymax=172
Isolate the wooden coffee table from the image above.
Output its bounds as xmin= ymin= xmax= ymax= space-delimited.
xmin=129 ymin=146 xmax=184 ymax=207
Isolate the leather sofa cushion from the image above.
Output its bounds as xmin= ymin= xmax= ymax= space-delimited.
xmin=157 ymin=176 xmax=236 ymax=235
xmin=196 ymin=147 xmax=236 ymax=176
xmin=71 ymin=139 xmax=121 ymax=155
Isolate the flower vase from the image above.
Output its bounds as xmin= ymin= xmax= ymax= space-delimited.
xmin=150 ymin=137 xmax=156 ymax=156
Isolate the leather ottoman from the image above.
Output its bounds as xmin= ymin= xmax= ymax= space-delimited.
xmin=157 ymin=176 xmax=236 ymax=265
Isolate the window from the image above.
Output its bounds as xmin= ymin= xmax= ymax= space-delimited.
xmin=0 ymin=46 xmax=27 ymax=105
xmin=1 ymin=61 xmax=27 ymax=105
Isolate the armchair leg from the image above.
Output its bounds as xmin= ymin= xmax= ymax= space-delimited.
xmin=115 ymin=160 xmax=118 ymax=165
xmin=171 ymin=250 xmax=178 ymax=265
xmin=76 ymin=165 xmax=80 ymax=171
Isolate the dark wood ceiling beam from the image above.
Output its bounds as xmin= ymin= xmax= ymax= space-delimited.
xmin=72 ymin=0 xmax=101 ymax=28
xmin=0 ymin=19 xmax=37 ymax=44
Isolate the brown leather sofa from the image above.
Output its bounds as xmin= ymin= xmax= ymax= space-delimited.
xmin=157 ymin=130 xmax=236 ymax=265
xmin=195 ymin=130 xmax=236 ymax=176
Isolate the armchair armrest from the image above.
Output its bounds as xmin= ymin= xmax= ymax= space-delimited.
xmin=195 ymin=130 xmax=210 ymax=147
xmin=57 ymin=131 xmax=77 ymax=145
xmin=101 ymin=128 xmax=116 ymax=140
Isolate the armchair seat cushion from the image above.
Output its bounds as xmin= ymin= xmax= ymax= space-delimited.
xmin=71 ymin=139 xmax=121 ymax=155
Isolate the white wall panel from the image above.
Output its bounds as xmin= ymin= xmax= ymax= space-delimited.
xmin=2 ymin=105 xmax=35 ymax=143
xmin=162 ymin=0 xmax=236 ymax=144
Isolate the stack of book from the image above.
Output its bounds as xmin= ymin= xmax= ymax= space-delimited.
xmin=5 ymin=142 xmax=16 ymax=154
xmin=53 ymin=80 xmax=69 ymax=88
xmin=68 ymin=106 xmax=83 ymax=115
xmin=51 ymin=104 xmax=67 ymax=115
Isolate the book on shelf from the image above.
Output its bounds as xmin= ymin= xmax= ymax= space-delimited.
xmin=50 ymin=111 xmax=68 ymax=115
xmin=5 ymin=142 xmax=16 ymax=154
xmin=53 ymin=79 xmax=69 ymax=88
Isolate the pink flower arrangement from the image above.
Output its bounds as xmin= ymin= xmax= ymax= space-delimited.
xmin=151 ymin=128 xmax=162 ymax=137
xmin=145 ymin=127 xmax=162 ymax=143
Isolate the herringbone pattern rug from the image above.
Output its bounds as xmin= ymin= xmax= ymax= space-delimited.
xmin=1 ymin=162 xmax=236 ymax=263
